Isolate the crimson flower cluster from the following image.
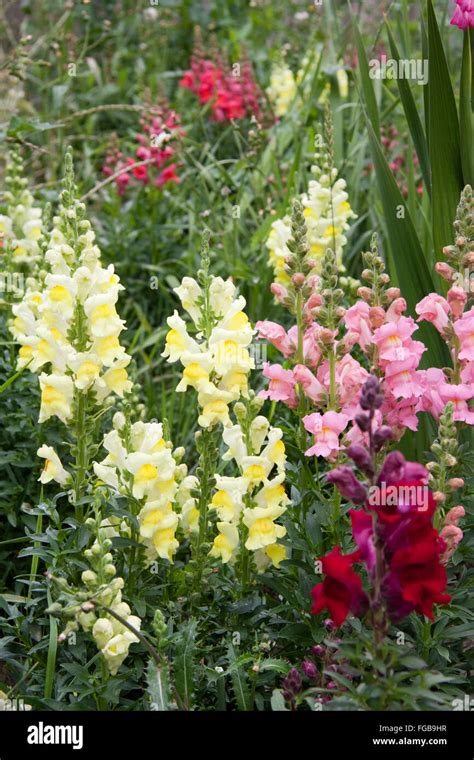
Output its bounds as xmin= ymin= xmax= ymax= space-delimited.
xmin=103 ymin=108 xmax=183 ymax=195
xmin=180 ymin=51 xmax=263 ymax=122
xmin=311 ymin=377 xmax=451 ymax=629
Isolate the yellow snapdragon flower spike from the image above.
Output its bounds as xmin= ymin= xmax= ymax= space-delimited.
xmin=208 ymin=418 xmax=289 ymax=568
xmin=266 ymin=165 xmax=356 ymax=286
xmin=93 ymin=420 xmax=187 ymax=563
xmin=266 ymin=63 xmax=297 ymax=117
xmin=162 ymin=275 xmax=255 ymax=429
xmin=10 ymin=166 xmax=132 ymax=428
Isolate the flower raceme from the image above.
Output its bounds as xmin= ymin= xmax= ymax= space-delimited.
xmin=93 ymin=419 xmax=187 ymax=562
xmin=0 ymin=149 xmax=43 ymax=270
xmin=180 ymin=40 xmax=263 ymax=122
xmin=258 ymin=186 xmax=474 ymax=462
xmin=266 ymin=162 xmax=356 ymax=287
xmin=208 ymin=410 xmax=289 ymax=570
xmin=266 ymin=63 xmax=298 ymax=117
xmin=53 ymin=518 xmax=142 ymax=677
xmin=312 ymin=462 xmax=451 ymax=626
xmin=103 ymin=107 xmax=183 ymax=195
xmin=311 ymin=377 xmax=452 ymax=629
xmin=10 ymin=156 xmax=132 ymax=439
xmin=162 ymin=274 xmax=255 ymax=428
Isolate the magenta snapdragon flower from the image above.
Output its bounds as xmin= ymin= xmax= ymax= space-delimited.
xmin=451 ymin=0 xmax=474 ymax=29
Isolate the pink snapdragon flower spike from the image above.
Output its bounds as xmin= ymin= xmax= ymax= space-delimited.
xmin=303 ymin=411 xmax=349 ymax=459
xmin=415 ymin=293 xmax=450 ymax=333
xmin=450 ymin=0 xmax=474 ymax=29
xmin=259 ymin=363 xmax=298 ymax=408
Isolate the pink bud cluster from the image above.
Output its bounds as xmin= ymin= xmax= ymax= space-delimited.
xmin=103 ymin=107 xmax=184 ymax=195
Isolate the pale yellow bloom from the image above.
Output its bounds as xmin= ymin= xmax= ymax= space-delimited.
xmin=209 ymin=522 xmax=239 ymax=564
xmin=39 ymin=373 xmax=74 ymax=423
xmin=243 ymin=504 xmax=287 ymax=551
xmin=37 ymin=445 xmax=69 ymax=486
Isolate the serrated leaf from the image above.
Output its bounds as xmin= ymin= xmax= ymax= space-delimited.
xmin=227 ymin=642 xmax=252 ymax=711
xmin=146 ymin=659 xmax=169 ymax=711
xmin=174 ymin=618 xmax=197 ymax=710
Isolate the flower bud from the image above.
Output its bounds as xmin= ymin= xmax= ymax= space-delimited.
xmin=326 ymin=465 xmax=368 ymax=503
xmin=302 ymin=659 xmax=318 ymax=679
xmin=291 ymin=272 xmax=305 ymax=288
xmin=435 ymin=262 xmax=455 ymax=283
xmin=112 ymin=412 xmax=126 ymax=431
xmin=345 ymin=444 xmax=374 ymax=476
xmin=81 ymin=570 xmax=97 ymax=586
xmin=357 ymin=287 xmax=373 ymax=302
xmin=385 ymin=287 xmax=400 ymax=301
xmin=448 ymin=478 xmax=464 ymax=490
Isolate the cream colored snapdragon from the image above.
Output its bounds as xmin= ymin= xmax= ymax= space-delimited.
xmin=93 ymin=419 xmax=188 ymax=562
xmin=0 ymin=155 xmax=43 ymax=268
xmin=209 ymin=413 xmax=289 ymax=570
xmin=267 ymin=163 xmax=356 ymax=286
xmin=162 ymin=275 xmax=255 ymax=428
xmin=80 ymin=527 xmax=141 ymax=676
xmin=10 ymin=198 xmax=132 ymax=426
xmin=266 ymin=63 xmax=298 ymax=117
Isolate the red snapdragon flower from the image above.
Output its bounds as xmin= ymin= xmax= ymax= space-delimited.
xmin=180 ymin=49 xmax=263 ymax=122
xmin=313 ymin=476 xmax=451 ymax=626
xmin=311 ymin=547 xmax=367 ymax=626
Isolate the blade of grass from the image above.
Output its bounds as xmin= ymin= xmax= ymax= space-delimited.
xmin=386 ymin=23 xmax=431 ymax=196
xmin=460 ymin=29 xmax=474 ymax=185
xmin=427 ymin=0 xmax=464 ymax=257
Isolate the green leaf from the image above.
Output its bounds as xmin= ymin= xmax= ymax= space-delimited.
xmin=386 ymin=23 xmax=431 ymax=195
xmin=146 ymin=659 xmax=169 ymax=711
xmin=0 ymin=361 xmax=32 ymax=396
xmin=6 ymin=116 xmax=61 ymax=137
xmin=427 ymin=0 xmax=464 ymax=257
xmin=352 ymin=8 xmax=380 ymax=135
xmin=364 ymin=118 xmax=449 ymax=370
xmin=227 ymin=642 xmax=252 ymax=711
xmin=270 ymin=689 xmax=288 ymax=711
xmin=174 ymin=619 xmax=197 ymax=710
xmin=460 ymin=29 xmax=474 ymax=185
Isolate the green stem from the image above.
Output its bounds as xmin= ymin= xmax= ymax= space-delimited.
xmin=28 ymin=484 xmax=44 ymax=601
xmin=44 ymin=588 xmax=58 ymax=699
xmin=328 ymin=348 xmax=336 ymax=409
xmin=74 ymin=390 xmax=88 ymax=522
